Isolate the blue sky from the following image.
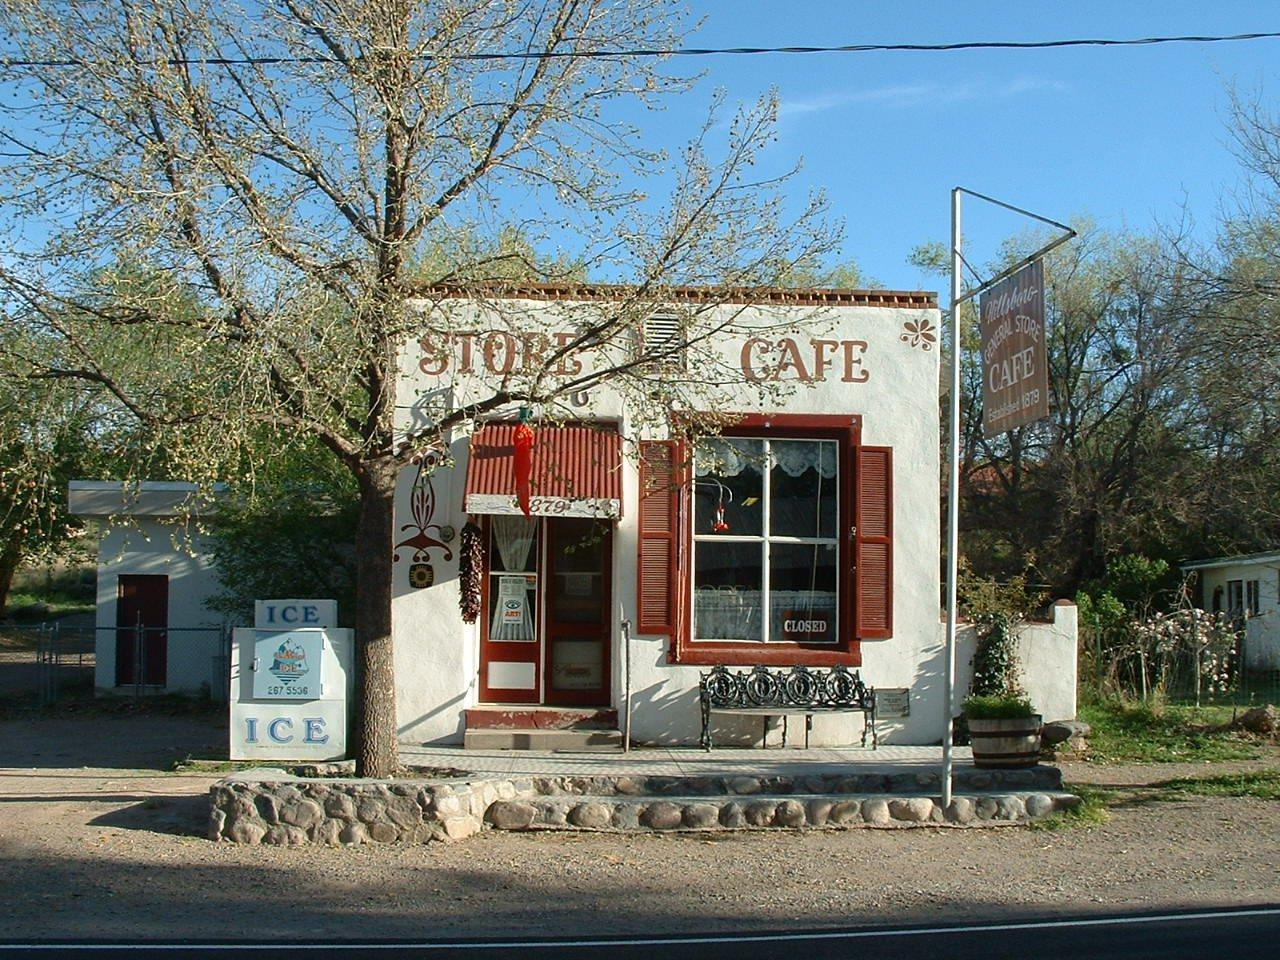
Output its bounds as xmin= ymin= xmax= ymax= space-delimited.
xmin=639 ymin=1 xmax=1280 ymax=293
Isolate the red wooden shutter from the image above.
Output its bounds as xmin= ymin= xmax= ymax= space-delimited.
xmin=637 ymin=441 xmax=680 ymax=635
xmin=855 ymin=445 xmax=893 ymax=639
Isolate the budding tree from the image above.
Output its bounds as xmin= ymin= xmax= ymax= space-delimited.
xmin=0 ymin=0 xmax=836 ymax=775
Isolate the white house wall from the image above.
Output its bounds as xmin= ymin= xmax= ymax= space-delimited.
xmin=93 ymin=519 xmax=224 ymax=696
xmin=1195 ymin=561 xmax=1280 ymax=671
xmin=392 ymin=296 xmax=1076 ymax=746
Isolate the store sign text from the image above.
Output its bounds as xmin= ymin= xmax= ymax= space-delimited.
xmin=419 ymin=330 xmax=590 ymax=377
xmin=417 ymin=330 xmax=871 ymax=384
xmin=740 ymin=337 xmax=869 ymax=384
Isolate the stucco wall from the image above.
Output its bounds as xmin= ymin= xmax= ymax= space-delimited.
xmin=93 ymin=519 xmax=224 ymax=696
xmin=392 ymin=297 xmax=960 ymax=746
xmin=952 ymin=602 xmax=1079 ymax=724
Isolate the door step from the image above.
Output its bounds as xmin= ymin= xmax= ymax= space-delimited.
xmin=463 ymin=727 xmax=623 ymax=751
xmin=465 ymin=707 xmax=618 ymax=731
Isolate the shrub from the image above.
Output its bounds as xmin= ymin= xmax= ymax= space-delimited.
xmin=963 ymin=693 xmax=1036 ymax=719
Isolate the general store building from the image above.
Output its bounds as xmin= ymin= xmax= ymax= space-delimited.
xmin=392 ymin=284 xmax=1076 ymax=748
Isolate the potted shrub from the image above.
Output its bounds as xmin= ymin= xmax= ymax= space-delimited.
xmin=963 ymin=694 xmax=1042 ymax=768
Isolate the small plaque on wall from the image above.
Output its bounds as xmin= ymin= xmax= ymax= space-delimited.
xmin=876 ymin=688 xmax=910 ymax=718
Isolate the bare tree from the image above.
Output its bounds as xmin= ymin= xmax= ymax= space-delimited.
xmin=0 ymin=1 xmax=836 ymax=775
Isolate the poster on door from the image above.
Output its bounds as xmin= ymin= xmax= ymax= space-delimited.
xmin=492 ymin=575 xmax=535 ymax=641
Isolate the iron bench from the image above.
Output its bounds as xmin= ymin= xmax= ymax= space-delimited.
xmin=698 ymin=664 xmax=877 ymax=751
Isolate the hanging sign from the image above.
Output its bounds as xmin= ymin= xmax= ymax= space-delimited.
xmin=980 ymin=260 xmax=1048 ymax=437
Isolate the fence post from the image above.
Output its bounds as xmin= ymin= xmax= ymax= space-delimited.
xmin=134 ymin=613 xmax=145 ymax=702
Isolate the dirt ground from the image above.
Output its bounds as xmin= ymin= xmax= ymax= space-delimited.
xmin=0 ymin=712 xmax=1277 ymax=941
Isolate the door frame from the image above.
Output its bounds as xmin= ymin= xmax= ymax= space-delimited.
xmin=477 ymin=519 xmax=543 ymax=704
xmin=115 ymin=574 xmax=169 ymax=687
xmin=476 ymin=516 xmax=615 ymax=707
xmin=544 ymin=519 xmax=613 ymax=707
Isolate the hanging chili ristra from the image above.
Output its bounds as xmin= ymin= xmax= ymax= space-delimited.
xmin=458 ymin=519 xmax=483 ymax=624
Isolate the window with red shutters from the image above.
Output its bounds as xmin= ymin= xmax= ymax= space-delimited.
xmin=637 ymin=441 xmax=679 ymax=635
xmin=664 ymin=414 xmax=891 ymax=667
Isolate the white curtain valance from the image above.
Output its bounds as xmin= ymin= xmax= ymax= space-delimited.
xmin=695 ymin=437 xmax=837 ymax=480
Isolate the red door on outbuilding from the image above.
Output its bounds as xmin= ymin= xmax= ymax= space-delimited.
xmin=115 ymin=574 xmax=168 ymax=687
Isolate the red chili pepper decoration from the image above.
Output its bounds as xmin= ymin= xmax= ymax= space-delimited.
xmin=514 ymin=420 xmax=535 ymax=518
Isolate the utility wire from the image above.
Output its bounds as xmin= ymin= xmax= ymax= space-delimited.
xmin=2 ymin=30 xmax=1280 ymax=68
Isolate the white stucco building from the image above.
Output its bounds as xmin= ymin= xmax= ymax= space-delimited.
xmin=390 ymin=284 xmax=1077 ymax=748
xmin=68 ymin=481 xmax=226 ymax=697
xmin=1183 ymin=550 xmax=1280 ymax=674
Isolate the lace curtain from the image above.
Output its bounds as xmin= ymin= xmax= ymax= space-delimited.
xmin=695 ymin=437 xmax=836 ymax=479
xmin=694 ymin=588 xmax=838 ymax=642
xmin=490 ymin=516 xmax=537 ymax=641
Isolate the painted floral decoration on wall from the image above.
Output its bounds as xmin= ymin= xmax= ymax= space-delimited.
xmin=395 ymin=450 xmax=454 ymax=588
xmin=901 ymin=317 xmax=937 ymax=351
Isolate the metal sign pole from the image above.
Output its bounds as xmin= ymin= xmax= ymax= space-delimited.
xmin=940 ymin=187 xmax=1073 ymax=808
xmin=942 ymin=187 xmax=963 ymax=809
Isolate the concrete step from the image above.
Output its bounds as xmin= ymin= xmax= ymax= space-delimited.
xmin=486 ymin=790 xmax=1080 ymax=832
xmin=465 ymin=707 xmax=618 ymax=730
xmin=463 ymin=728 xmax=624 ymax=751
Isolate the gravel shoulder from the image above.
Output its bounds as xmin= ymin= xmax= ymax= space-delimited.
xmin=1 ymin=714 xmax=1277 ymax=941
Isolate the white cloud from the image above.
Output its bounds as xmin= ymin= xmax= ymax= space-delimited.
xmin=777 ymin=76 xmax=1068 ymax=118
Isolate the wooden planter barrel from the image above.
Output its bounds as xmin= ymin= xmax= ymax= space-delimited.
xmin=968 ymin=714 xmax=1043 ymax=768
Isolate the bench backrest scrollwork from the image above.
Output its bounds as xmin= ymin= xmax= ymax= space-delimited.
xmin=699 ymin=664 xmax=874 ymax=711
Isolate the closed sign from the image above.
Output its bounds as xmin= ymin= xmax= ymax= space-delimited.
xmin=782 ymin=611 xmax=829 ymax=641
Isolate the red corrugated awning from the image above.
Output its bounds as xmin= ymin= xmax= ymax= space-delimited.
xmin=465 ymin=422 xmax=623 ymax=520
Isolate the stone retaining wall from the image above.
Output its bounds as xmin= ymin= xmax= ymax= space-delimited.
xmin=208 ymin=773 xmax=528 ymax=845
xmin=486 ymin=791 xmax=1073 ymax=832
xmin=210 ymin=767 xmax=1077 ymax=845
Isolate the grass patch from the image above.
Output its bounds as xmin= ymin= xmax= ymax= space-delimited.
xmin=4 ymin=591 xmax=95 ymax=623
xmin=172 ymin=757 xmax=282 ymax=774
xmin=1157 ymin=770 xmax=1280 ymax=800
xmin=1030 ymin=784 xmax=1113 ymax=831
xmin=0 ymin=690 xmax=222 ymax=721
xmin=1034 ymin=773 xmax=1280 ymax=831
xmin=1079 ymin=700 xmax=1262 ymax=763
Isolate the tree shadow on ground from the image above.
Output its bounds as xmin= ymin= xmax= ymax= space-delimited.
xmin=88 ymin=794 xmax=210 ymax=838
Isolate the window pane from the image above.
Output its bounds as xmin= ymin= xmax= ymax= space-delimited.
xmin=550 ymin=518 xmax=606 ymax=624
xmin=694 ymin=540 xmax=763 ymax=641
xmin=694 ymin=438 xmax=764 ymax=536
xmin=490 ymin=516 xmax=537 ymax=572
xmin=769 ymin=542 xmax=838 ymax=643
xmin=769 ymin=439 xmax=838 ymax=539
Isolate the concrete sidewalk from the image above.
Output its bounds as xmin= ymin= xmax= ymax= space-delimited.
xmin=400 ymin=742 xmax=974 ymax=778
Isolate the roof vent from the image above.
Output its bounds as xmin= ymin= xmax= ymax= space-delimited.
xmin=640 ymin=313 xmax=686 ymax=372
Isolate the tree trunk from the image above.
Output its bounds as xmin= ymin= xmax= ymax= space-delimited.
xmin=0 ymin=541 xmax=20 ymax=620
xmin=355 ymin=458 xmax=399 ymax=778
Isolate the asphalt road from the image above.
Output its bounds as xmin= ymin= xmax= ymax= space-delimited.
xmin=2 ymin=907 xmax=1278 ymax=960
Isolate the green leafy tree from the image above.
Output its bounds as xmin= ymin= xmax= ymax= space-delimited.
xmin=0 ymin=337 xmax=125 ymax=617
xmin=205 ymin=446 xmax=360 ymax=628
xmin=0 ymin=1 xmax=837 ymax=776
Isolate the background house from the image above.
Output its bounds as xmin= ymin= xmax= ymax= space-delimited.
xmin=1182 ymin=550 xmax=1280 ymax=675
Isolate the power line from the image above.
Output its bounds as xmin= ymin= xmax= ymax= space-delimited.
xmin=2 ymin=30 xmax=1280 ymax=68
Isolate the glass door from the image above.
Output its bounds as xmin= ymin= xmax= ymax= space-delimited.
xmin=479 ymin=516 xmax=541 ymax=703
xmin=545 ymin=518 xmax=612 ymax=706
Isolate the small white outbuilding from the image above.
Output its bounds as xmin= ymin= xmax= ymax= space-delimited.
xmin=67 ymin=481 xmax=226 ymax=697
